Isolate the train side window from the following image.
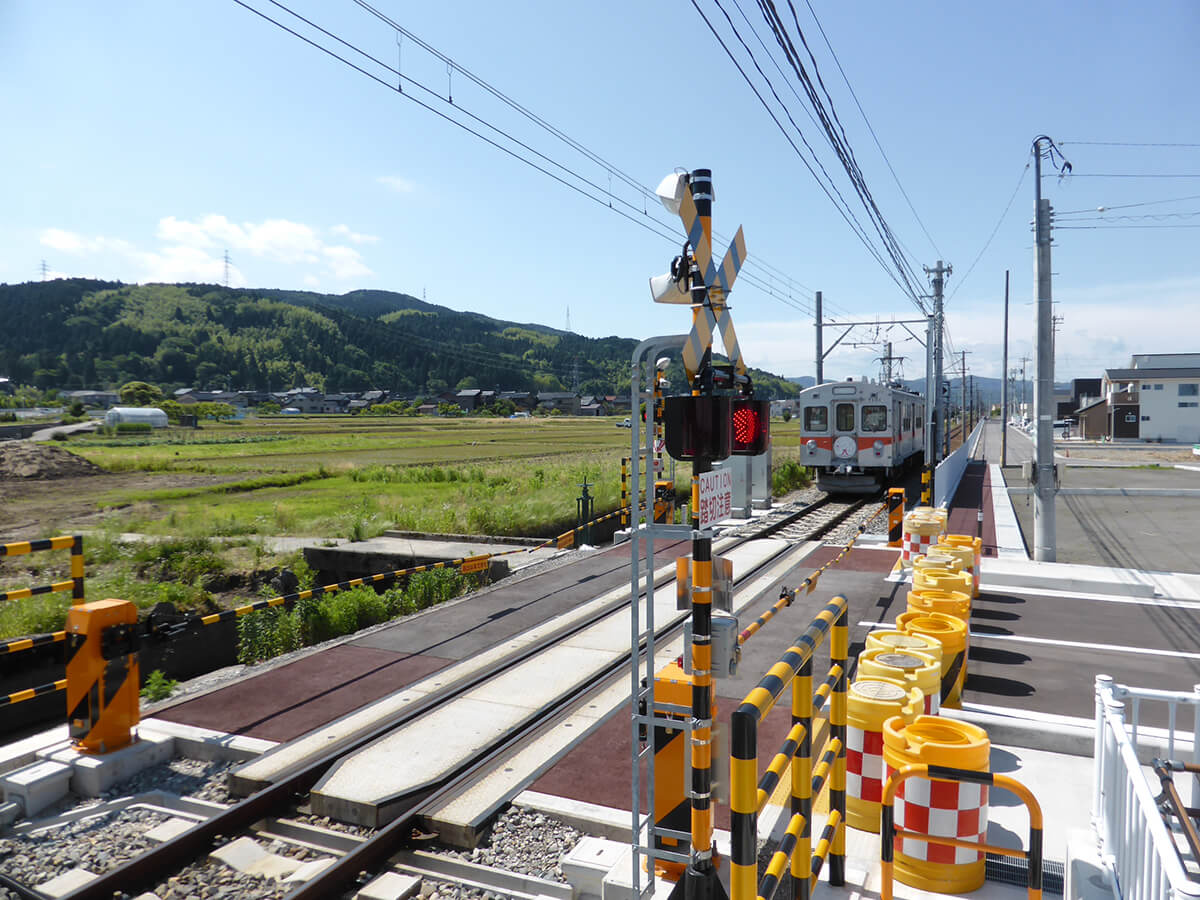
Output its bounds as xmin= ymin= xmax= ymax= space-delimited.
xmin=835 ymin=403 xmax=855 ymax=431
xmin=804 ymin=406 xmax=828 ymax=431
xmin=902 ymin=405 xmax=911 ymax=431
xmin=861 ymin=404 xmax=887 ymax=432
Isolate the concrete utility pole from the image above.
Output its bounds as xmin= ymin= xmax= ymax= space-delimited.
xmin=1033 ymin=136 xmax=1056 ymax=561
xmin=924 ymin=260 xmax=951 ymax=465
xmin=961 ymin=350 xmax=968 ymax=441
xmin=814 ymin=291 xmax=823 ymax=385
xmin=924 ymin=314 xmax=936 ymax=503
xmin=1001 ymin=270 xmax=1009 ymax=466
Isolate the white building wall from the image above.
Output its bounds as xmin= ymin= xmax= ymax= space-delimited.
xmin=1134 ymin=377 xmax=1200 ymax=443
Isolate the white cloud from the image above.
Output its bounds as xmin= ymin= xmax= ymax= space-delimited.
xmin=377 ymin=175 xmax=415 ymax=193
xmin=303 ymin=275 xmax=320 ymax=287
xmin=331 ymin=224 xmax=379 ymax=245
xmin=321 ymin=245 xmax=372 ymax=280
xmin=39 ymin=213 xmax=377 ymax=286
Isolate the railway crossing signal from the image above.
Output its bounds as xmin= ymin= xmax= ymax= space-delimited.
xmin=646 ymin=167 xmax=767 ymax=900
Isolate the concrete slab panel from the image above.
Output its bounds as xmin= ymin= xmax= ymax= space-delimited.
xmin=467 ymin=645 xmax=616 ymax=708
xmin=36 ymin=868 xmax=97 ymax=898
xmin=39 ymin=730 xmax=175 ymax=797
xmin=144 ymin=816 xmax=195 ymax=843
xmin=283 ymin=858 xmax=337 ymax=883
xmin=139 ymin=719 xmax=277 ymax=761
xmin=356 ymin=872 xmax=422 ymax=900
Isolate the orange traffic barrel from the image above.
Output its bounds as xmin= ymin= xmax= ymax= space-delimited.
xmin=906 ymin=588 xmax=971 ymax=623
xmin=865 ymin=630 xmax=943 ymax=671
xmin=900 ymin=508 xmax=945 ymax=565
xmin=846 ymin=678 xmax=922 ymax=833
xmin=883 ymin=716 xmax=991 ymax=893
xmin=896 ymin=611 xmax=969 ymax=708
xmin=934 ymin=537 xmax=981 ymax=598
xmin=912 ymin=552 xmax=960 ymax=577
xmin=912 ymin=566 xmax=973 ymax=598
xmin=856 ymin=647 xmax=941 ymax=715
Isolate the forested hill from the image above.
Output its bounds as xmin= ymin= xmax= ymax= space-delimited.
xmin=0 ymin=280 xmax=800 ymax=399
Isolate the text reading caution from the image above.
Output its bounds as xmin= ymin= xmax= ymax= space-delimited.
xmin=697 ymin=468 xmax=733 ymax=530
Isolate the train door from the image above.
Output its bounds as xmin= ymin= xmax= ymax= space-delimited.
xmin=832 ymin=399 xmax=857 ymax=462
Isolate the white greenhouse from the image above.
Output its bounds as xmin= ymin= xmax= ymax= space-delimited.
xmin=104 ymin=407 xmax=169 ymax=428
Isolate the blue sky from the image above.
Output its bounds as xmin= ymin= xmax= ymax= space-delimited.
xmin=2 ymin=0 xmax=1198 ymax=384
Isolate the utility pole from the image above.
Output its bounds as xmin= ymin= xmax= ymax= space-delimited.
xmin=1001 ymin=270 xmax=1009 ymax=466
xmin=923 ymin=314 xmax=936 ymax=504
xmin=924 ymin=261 xmax=950 ymax=467
xmin=40 ymin=260 xmax=49 ymax=281
xmin=1032 ymin=135 xmax=1061 ymax=562
xmin=961 ymin=350 xmax=968 ymax=442
xmin=814 ymin=291 xmax=823 ymax=385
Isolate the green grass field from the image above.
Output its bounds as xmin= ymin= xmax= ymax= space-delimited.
xmin=0 ymin=414 xmax=807 ymax=639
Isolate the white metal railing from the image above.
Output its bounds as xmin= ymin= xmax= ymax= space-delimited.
xmin=1093 ymin=674 xmax=1200 ymax=900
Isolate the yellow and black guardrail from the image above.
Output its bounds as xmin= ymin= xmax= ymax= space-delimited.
xmin=731 ymin=595 xmax=849 ymax=900
xmin=738 ymin=502 xmax=887 ymax=647
xmin=1 ymin=505 xmax=638 ymax=710
xmin=0 ymin=535 xmax=85 ymax=604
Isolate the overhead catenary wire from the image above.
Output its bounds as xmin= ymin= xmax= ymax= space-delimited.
xmin=241 ymin=0 xmax=846 ymax=324
xmin=753 ymin=0 xmax=929 ymax=311
xmin=1055 ymin=194 xmax=1200 ymax=215
xmin=1059 ymin=141 xmax=1200 ymax=149
xmin=799 ymin=0 xmax=942 ymax=259
xmin=695 ymin=0 xmax=927 ymax=313
xmin=234 ymin=0 xmax=837 ymax=323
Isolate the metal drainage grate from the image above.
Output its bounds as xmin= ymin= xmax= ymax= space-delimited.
xmin=986 ymin=853 xmax=1065 ymax=895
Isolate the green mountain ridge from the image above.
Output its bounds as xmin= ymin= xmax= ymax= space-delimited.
xmin=0 ymin=279 xmax=799 ymax=399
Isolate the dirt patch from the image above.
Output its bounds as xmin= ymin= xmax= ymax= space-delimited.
xmin=0 ymin=441 xmax=106 ymax=480
xmin=1061 ymin=444 xmax=1199 ymax=464
xmin=0 ymin=471 xmax=244 ymax=543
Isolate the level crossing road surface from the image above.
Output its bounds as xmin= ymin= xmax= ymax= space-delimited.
xmin=154 ymin=538 xmax=689 ymax=742
xmin=975 ymin=418 xmax=1200 ymax=572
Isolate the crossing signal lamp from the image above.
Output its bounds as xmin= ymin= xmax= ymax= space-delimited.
xmin=730 ymin=398 xmax=771 ymax=455
xmin=663 ymin=395 xmax=732 ymax=462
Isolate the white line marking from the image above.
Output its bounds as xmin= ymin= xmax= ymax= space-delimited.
xmin=978 ymin=582 xmax=1200 ymax=610
xmin=858 ymin=621 xmax=1200 ymax=660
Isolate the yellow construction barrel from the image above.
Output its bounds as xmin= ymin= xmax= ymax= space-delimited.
xmin=906 ymin=588 xmax=971 ymax=623
xmin=857 ymin=647 xmax=942 ymax=715
xmin=865 ymin=630 xmax=943 ymax=672
xmin=933 ymin=538 xmax=981 ymax=598
xmin=911 ymin=553 xmax=961 ymax=580
xmin=883 ymin=716 xmax=991 ymax=893
xmin=901 ymin=508 xmax=945 ymax=565
xmin=912 ymin=566 xmax=973 ymax=598
xmin=846 ymin=678 xmax=922 ymax=833
xmin=896 ymin=611 xmax=969 ymax=708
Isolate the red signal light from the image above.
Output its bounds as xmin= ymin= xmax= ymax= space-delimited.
xmin=731 ymin=398 xmax=770 ymax=455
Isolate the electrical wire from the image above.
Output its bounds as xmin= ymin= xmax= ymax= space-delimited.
xmin=1056 ymin=194 xmax=1200 ymax=215
xmin=755 ymin=0 xmax=929 ymax=311
xmin=1055 ymin=223 xmax=1200 ymax=230
xmin=800 ymin=0 xmax=942 ymax=259
xmin=233 ymin=0 xmax=833 ymax=323
xmin=1060 ymin=173 xmax=1200 ymax=178
xmin=1054 ymin=210 xmax=1200 ymax=223
xmin=1059 ymin=141 xmax=1200 ymax=149
xmin=692 ymin=0 xmax=911 ymax=302
xmin=946 ymin=157 xmax=1030 ymax=302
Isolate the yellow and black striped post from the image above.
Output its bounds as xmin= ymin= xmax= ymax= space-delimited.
xmin=828 ymin=605 xmax=848 ymax=885
xmin=0 ymin=535 xmax=86 ymax=605
xmin=887 ymin=488 xmax=905 ymax=547
xmin=792 ymin=633 xmax=814 ymax=900
xmin=621 ymin=457 xmax=629 ymax=526
xmin=920 ymin=467 xmax=932 ymax=506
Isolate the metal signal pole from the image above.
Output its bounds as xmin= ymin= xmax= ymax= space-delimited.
xmin=814 ymin=291 xmax=823 ymax=385
xmin=1001 ymin=270 xmax=1009 ymax=466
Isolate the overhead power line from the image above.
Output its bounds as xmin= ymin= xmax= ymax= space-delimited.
xmin=799 ymin=0 xmax=942 ymax=259
xmin=1059 ymin=141 xmax=1200 ymax=149
xmin=947 ymin=157 xmax=1030 ymax=303
xmin=1062 ymin=173 xmax=1200 ymax=178
xmin=1056 ymin=193 xmax=1200 ymax=215
xmin=233 ymin=0 xmax=843 ymax=322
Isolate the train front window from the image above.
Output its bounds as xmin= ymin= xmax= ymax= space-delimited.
xmin=835 ymin=403 xmax=855 ymax=431
xmin=804 ymin=406 xmax=828 ymax=431
xmin=861 ymin=405 xmax=887 ymax=432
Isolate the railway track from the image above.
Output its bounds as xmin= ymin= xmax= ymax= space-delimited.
xmin=9 ymin=498 xmax=882 ymax=900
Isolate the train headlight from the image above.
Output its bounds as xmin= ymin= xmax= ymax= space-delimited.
xmin=873 ymin=439 xmax=883 ymax=456
xmin=805 ymin=439 xmax=817 ymax=452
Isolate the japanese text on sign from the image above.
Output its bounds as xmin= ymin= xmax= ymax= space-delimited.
xmin=697 ymin=468 xmax=733 ymax=530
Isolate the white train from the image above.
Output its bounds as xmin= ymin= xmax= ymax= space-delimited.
xmin=797 ymin=379 xmax=925 ymax=493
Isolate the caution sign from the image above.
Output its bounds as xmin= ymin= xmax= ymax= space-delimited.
xmin=460 ymin=555 xmax=490 ymax=575
xmin=697 ymin=468 xmax=733 ymax=530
